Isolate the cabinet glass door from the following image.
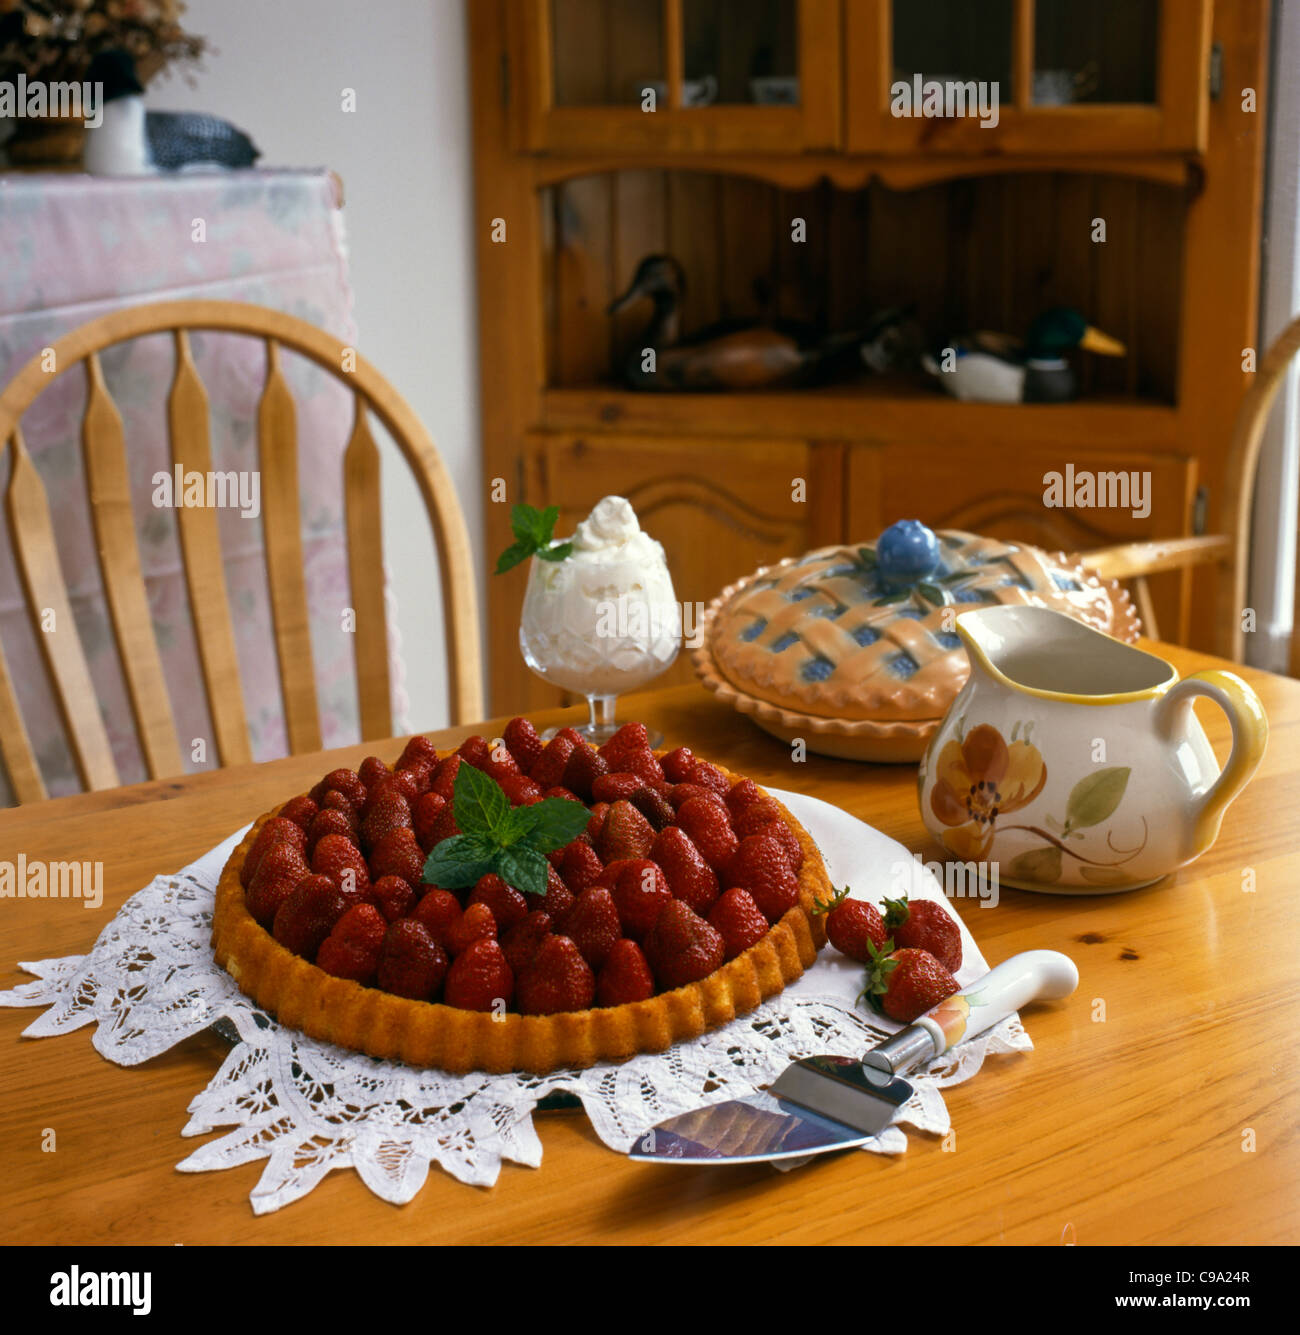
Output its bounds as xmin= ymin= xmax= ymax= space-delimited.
xmin=845 ymin=0 xmax=1209 ymax=156
xmin=514 ymin=0 xmax=839 ymax=154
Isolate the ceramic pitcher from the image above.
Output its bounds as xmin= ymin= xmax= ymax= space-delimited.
xmin=917 ymin=605 xmax=1268 ymax=892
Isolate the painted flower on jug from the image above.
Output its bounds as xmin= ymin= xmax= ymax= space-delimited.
xmin=929 ymin=724 xmax=1047 ymax=859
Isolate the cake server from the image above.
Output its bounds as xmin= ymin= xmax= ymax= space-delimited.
xmin=627 ymin=949 xmax=1078 ymax=1165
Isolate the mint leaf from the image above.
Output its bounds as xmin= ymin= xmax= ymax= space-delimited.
xmin=536 ymin=541 xmax=573 ymax=563
xmin=422 ymin=833 xmax=499 ymax=889
xmin=495 ymin=845 xmax=551 ymax=897
xmin=495 ymin=538 xmax=535 ymax=575
xmin=496 ymin=505 xmax=571 ymax=576
xmin=496 ymin=803 xmax=539 ymax=848
xmin=452 ymin=762 xmax=509 ymax=837
xmin=516 ymin=796 xmax=591 ymax=853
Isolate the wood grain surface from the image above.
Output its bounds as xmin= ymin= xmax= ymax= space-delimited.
xmin=1 ymin=643 xmax=1295 ymax=1244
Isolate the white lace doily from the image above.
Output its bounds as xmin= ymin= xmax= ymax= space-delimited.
xmin=0 ymin=791 xmax=1031 ymax=1213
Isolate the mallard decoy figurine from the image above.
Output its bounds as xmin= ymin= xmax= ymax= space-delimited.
xmin=920 ymin=307 xmax=1126 ymax=403
xmin=83 ymin=48 xmax=261 ymax=176
xmin=607 ymin=255 xmax=900 ymax=391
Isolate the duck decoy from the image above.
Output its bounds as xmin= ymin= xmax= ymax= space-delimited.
xmin=83 ymin=48 xmax=261 ymax=176
xmin=920 ymin=307 xmax=1126 ymax=403
xmin=607 ymin=254 xmax=894 ymax=391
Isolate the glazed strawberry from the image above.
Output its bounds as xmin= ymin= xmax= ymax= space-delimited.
xmin=751 ymin=817 xmax=802 ymax=870
xmin=585 ymin=801 xmax=610 ymax=844
xmin=660 ymin=746 xmax=695 ymax=785
xmin=457 ymin=734 xmax=491 ymax=770
xmin=483 ymin=739 xmax=522 ymax=782
xmin=398 ymin=759 xmax=435 ymax=795
xmin=529 ymin=733 xmax=576 ymax=790
xmin=279 ymin=794 xmax=319 ymax=831
xmin=368 ymin=826 xmax=425 ymax=887
xmin=426 ymin=799 xmax=460 ymax=847
xmin=667 ymin=782 xmax=712 ymax=811
xmin=676 ymin=794 xmax=739 ymax=871
xmin=614 ymin=746 xmax=665 ymax=787
xmin=368 ymin=873 xmax=417 ymax=923
xmin=598 ymin=721 xmax=650 ymax=770
xmin=246 ymin=842 xmax=311 ymax=926
xmin=272 ymin=873 xmax=348 ymax=959
xmin=498 ymin=772 xmax=543 ymax=806
xmin=650 ymin=825 xmax=720 ymax=914
xmin=597 ymin=799 xmax=656 ymax=862
xmin=377 ymin=919 xmax=448 ymax=1000
xmin=503 ymin=715 xmax=544 ymax=773
xmin=562 ymin=741 xmax=608 ymax=801
xmin=864 ymin=945 xmax=958 ymax=1024
xmin=305 ymin=807 xmax=357 ymax=857
xmin=310 ymin=767 xmax=366 ymax=810
xmin=645 ymin=900 xmax=726 ymax=990
xmin=319 ymin=789 xmax=358 ymax=818
xmin=468 ymin=873 xmax=528 ymax=933
xmin=630 ymin=784 xmax=675 ymax=831
xmin=815 ymin=887 xmax=887 ymax=963
xmin=540 ymin=785 xmax=581 ymax=803
xmin=517 ymin=935 xmax=595 ymax=1015
xmin=358 ymin=755 xmax=390 ymax=790
xmin=724 ymin=778 xmax=765 ymax=818
xmin=684 ymin=760 xmax=729 ymax=795
xmin=411 ymin=887 xmax=462 ymax=944
xmin=411 ymin=791 xmax=448 ymax=853
xmin=563 ymin=886 xmax=622 ymax=970
xmin=311 ymin=832 xmax=372 ymax=898
xmin=360 ymin=791 xmax=412 ymax=852
xmin=560 ymin=839 xmax=606 ymax=895
xmin=444 ymin=938 xmax=513 ymax=1012
xmin=591 ymin=772 xmax=644 ymax=804
xmin=541 ymin=863 xmax=576 ymax=927
xmin=732 ymin=795 xmax=784 ymax=837
xmin=241 ymin=817 xmax=307 ymax=888
xmin=610 ymin=859 xmax=673 ymax=940
xmin=316 ymin=903 xmax=386 ymax=984
xmin=500 ymin=910 xmax=553 ymax=975
xmin=884 ymin=895 xmax=963 ymax=974
xmin=444 ymin=901 xmax=497 ymax=956
xmin=596 ymin=938 xmax=655 ymax=1006
xmin=724 ymin=833 xmax=799 ymax=923
xmin=708 ymin=887 xmax=770 ymax=960
xmin=429 ymin=753 xmax=462 ymax=800
xmin=397 ymin=733 xmax=440 ymax=770
xmin=365 ymin=768 xmax=419 ymax=809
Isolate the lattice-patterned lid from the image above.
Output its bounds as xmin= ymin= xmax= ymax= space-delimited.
xmin=707 ymin=523 xmax=1138 ymax=723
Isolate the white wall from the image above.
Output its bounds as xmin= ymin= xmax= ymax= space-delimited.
xmin=147 ymin=0 xmax=481 ymax=731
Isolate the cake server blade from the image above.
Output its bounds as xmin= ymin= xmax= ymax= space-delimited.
xmin=626 ymin=950 xmax=1079 ymax=1166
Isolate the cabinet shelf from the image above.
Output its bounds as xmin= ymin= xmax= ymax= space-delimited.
xmin=542 ymin=379 xmax=1180 ymax=450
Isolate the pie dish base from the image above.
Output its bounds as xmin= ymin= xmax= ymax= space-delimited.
xmin=212 ymin=763 xmax=831 ymax=1075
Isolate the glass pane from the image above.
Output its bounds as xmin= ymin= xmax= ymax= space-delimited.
xmin=1034 ymin=0 xmax=1159 ymax=104
xmin=684 ymin=0 xmax=799 ymax=106
xmin=892 ymin=0 xmax=1012 ymax=90
xmin=552 ymin=0 xmax=664 ymax=106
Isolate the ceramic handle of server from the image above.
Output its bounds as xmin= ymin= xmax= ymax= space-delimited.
xmin=1163 ymin=670 xmax=1268 ymax=857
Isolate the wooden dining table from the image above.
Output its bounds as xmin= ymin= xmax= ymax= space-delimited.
xmin=1 ymin=640 xmax=1296 ymax=1245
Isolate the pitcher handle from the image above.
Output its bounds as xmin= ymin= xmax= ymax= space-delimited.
xmin=1160 ymin=670 xmax=1268 ymax=855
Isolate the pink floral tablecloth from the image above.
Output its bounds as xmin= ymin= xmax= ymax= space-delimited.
xmin=0 ymin=169 xmax=405 ymax=806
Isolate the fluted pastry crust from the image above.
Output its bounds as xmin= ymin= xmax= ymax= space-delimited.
xmin=213 ymin=757 xmax=831 ymax=1074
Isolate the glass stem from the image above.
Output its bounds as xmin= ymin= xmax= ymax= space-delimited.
xmin=588 ymin=693 xmax=618 ymax=738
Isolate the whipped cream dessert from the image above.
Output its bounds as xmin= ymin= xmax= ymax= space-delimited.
xmin=519 ymin=496 xmax=680 ymax=696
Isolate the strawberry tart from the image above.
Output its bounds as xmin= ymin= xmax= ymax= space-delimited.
xmin=212 ymin=720 xmax=831 ymax=1073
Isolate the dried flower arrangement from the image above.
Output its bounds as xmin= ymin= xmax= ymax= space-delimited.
xmin=0 ymin=0 xmax=206 ymax=88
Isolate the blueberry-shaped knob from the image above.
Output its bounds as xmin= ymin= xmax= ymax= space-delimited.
xmin=876 ymin=519 xmax=940 ymax=592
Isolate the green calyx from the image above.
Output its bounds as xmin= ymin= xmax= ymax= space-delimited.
xmin=421 ymin=762 xmax=589 ymax=897
xmin=811 ymin=884 xmax=853 ymax=917
xmin=882 ymin=894 xmax=911 ymax=933
xmin=856 ymin=935 xmax=898 ymax=1013
xmin=494 ymin=504 xmax=574 ymax=574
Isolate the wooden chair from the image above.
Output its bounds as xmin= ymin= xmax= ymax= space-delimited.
xmin=0 ymin=300 xmax=482 ymax=804
xmin=1078 ymin=314 xmax=1300 ymax=663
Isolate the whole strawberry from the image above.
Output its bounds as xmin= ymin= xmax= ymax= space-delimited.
xmin=444 ymin=901 xmax=498 ymax=956
xmin=310 ymin=767 xmax=366 ymax=809
xmin=597 ymin=799 xmax=656 ymax=862
xmin=815 ymin=886 xmax=887 ymax=963
xmin=240 ymin=817 xmax=306 ymax=889
xmin=596 ymin=938 xmax=655 ymax=1006
xmin=560 ymin=838 xmax=606 ymax=895
xmin=650 ymin=825 xmax=719 ymax=914
xmin=500 ymin=910 xmax=553 ymax=975
xmin=675 ymin=794 xmax=739 ymax=871
xmin=272 ymin=873 xmax=348 ymax=959
xmin=659 ymin=746 xmax=695 ymax=785
xmin=563 ymin=886 xmax=622 ymax=970
xmin=397 ymin=733 xmax=441 ymax=772
xmin=368 ymin=827 xmax=425 ymax=888
xmin=562 ymin=741 xmax=608 ymax=801
xmin=246 ymin=842 xmax=311 ymax=926
xmin=517 ymin=935 xmax=596 ymax=1015
xmin=530 ymin=733 xmax=576 ymax=790
xmin=307 ymin=807 xmax=357 ymax=857
xmin=503 ymin=716 xmax=544 ymax=773
xmin=279 ymin=794 xmax=319 ymax=831
xmin=360 ymin=791 xmax=412 ymax=852
xmin=541 ymin=863 xmax=576 ymax=928
xmin=707 ymin=887 xmax=770 ymax=960
xmin=377 ymin=919 xmax=448 ymax=1000
xmin=863 ymin=944 xmax=958 ymax=1024
xmin=468 ymin=873 xmax=528 ymax=932
xmin=411 ymin=887 xmax=462 ymax=943
xmin=723 ymin=833 xmax=798 ymax=922
xmin=444 ymin=938 xmax=514 ymax=1011
xmin=368 ymin=873 xmax=417 ymax=923
xmin=316 ymin=903 xmax=386 ymax=984
xmin=411 ymin=791 xmax=448 ymax=853
xmin=883 ymin=895 xmax=963 ymax=975
xmin=609 ymin=859 xmax=673 ymax=941
xmin=312 ymin=832 xmax=372 ymax=898
xmin=644 ymin=899 xmax=726 ymax=990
